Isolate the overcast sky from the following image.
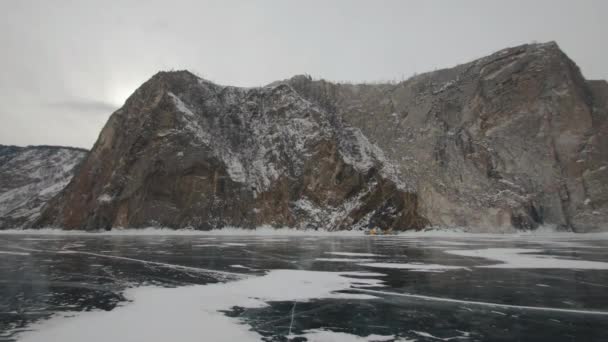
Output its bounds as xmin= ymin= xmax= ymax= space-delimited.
xmin=1 ymin=0 xmax=607 ymax=149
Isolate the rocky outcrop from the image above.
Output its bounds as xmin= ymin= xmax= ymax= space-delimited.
xmin=35 ymin=72 xmax=427 ymax=230
xmin=30 ymin=41 xmax=608 ymax=232
xmin=0 ymin=145 xmax=86 ymax=228
xmin=287 ymin=42 xmax=608 ymax=232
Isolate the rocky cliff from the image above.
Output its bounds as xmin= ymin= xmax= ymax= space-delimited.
xmin=35 ymin=73 xmax=427 ymax=230
xmin=32 ymin=42 xmax=608 ymax=232
xmin=0 ymin=145 xmax=86 ymax=228
xmin=287 ymin=42 xmax=608 ymax=232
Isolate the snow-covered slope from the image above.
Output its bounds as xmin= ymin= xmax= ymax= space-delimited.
xmin=0 ymin=145 xmax=86 ymax=228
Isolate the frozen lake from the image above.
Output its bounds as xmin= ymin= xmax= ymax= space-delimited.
xmin=1 ymin=231 xmax=608 ymax=341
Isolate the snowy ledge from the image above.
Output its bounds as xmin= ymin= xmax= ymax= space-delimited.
xmin=0 ymin=225 xmax=607 ymax=239
xmin=0 ymin=226 xmax=364 ymax=236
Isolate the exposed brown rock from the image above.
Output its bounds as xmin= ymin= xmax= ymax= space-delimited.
xmin=36 ymin=72 xmax=425 ymax=230
xmin=288 ymin=42 xmax=608 ymax=232
xmin=29 ymin=41 xmax=608 ymax=232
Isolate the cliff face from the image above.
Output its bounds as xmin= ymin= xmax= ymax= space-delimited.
xmin=36 ymin=73 xmax=426 ymax=230
xmin=34 ymin=42 xmax=608 ymax=232
xmin=0 ymin=145 xmax=86 ymax=228
xmin=288 ymin=42 xmax=608 ymax=232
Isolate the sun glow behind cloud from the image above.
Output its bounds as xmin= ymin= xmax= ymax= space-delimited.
xmin=108 ymin=83 xmax=138 ymax=108
xmin=2 ymin=0 xmax=607 ymax=149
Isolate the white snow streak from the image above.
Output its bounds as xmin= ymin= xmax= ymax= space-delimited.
xmin=0 ymin=250 xmax=30 ymax=256
xmin=327 ymin=252 xmax=385 ymax=257
xmin=315 ymin=258 xmax=375 ymax=263
xmin=289 ymin=329 xmax=397 ymax=342
xmin=17 ymin=270 xmax=385 ymax=342
xmin=359 ymin=262 xmax=465 ymax=271
xmin=445 ymin=248 xmax=608 ymax=269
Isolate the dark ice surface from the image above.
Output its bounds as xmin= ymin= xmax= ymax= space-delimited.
xmin=0 ymin=232 xmax=607 ymax=341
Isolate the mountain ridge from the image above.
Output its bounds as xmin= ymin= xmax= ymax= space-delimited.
xmin=35 ymin=69 xmax=429 ymax=230
xmin=0 ymin=145 xmax=87 ymax=228
xmin=0 ymin=144 xmax=88 ymax=153
xmin=1 ymin=41 xmax=606 ymax=232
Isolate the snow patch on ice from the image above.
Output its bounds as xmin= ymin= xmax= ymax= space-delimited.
xmin=411 ymin=330 xmax=469 ymax=341
xmin=229 ymin=265 xmax=250 ymax=269
xmin=327 ymin=252 xmax=385 ymax=257
xmin=16 ymin=270 xmax=386 ymax=342
xmin=316 ymin=258 xmax=375 ymax=263
xmin=0 ymin=250 xmax=30 ymax=256
xmin=289 ymin=329 xmax=396 ymax=342
xmin=359 ymin=262 xmax=464 ymax=271
xmin=445 ymin=248 xmax=608 ymax=269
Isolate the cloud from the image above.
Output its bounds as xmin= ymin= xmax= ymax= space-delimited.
xmin=46 ymin=99 xmax=118 ymax=115
xmin=1 ymin=0 xmax=607 ymax=148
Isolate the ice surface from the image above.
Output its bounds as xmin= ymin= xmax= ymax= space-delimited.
xmin=4 ymin=232 xmax=608 ymax=340
xmin=0 ymin=250 xmax=29 ymax=256
xmin=445 ymin=248 xmax=608 ymax=269
xmin=358 ymin=262 xmax=465 ymax=271
xmin=433 ymin=240 xmax=472 ymax=246
xmin=316 ymin=258 xmax=375 ymax=262
xmin=38 ymin=249 xmax=247 ymax=281
xmin=410 ymin=330 xmax=470 ymax=341
xmin=16 ymin=270 xmax=385 ymax=342
xmin=3 ymin=227 xmax=608 ymax=239
xmin=222 ymin=243 xmax=247 ymax=247
xmin=289 ymin=329 xmax=396 ymax=341
xmin=352 ymin=288 xmax=608 ymax=316
xmin=327 ymin=252 xmax=384 ymax=257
